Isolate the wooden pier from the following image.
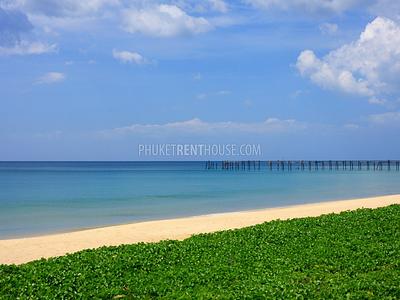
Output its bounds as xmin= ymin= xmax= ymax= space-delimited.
xmin=206 ymin=160 xmax=400 ymax=171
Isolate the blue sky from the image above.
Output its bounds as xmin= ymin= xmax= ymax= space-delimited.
xmin=1 ymin=0 xmax=400 ymax=160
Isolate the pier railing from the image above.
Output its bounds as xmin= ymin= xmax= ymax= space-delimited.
xmin=205 ymin=160 xmax=400 ymax=171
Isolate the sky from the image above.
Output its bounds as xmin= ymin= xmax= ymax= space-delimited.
xmin=1 ymin=0 xmax=400 ymax=160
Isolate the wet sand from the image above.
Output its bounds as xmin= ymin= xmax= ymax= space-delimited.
xmin=1 ymin=194 xmax=399 ymax=265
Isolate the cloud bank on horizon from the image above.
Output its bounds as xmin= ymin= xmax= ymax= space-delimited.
xmin=1 ymin=0 xmax=400 ymax=159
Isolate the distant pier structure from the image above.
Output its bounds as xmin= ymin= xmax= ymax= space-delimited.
xmin=205 ymin=160 xmax=400 ymax=171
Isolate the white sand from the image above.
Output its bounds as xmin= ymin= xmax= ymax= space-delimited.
xmin=1 ymin=194 xmax=399 ymax=265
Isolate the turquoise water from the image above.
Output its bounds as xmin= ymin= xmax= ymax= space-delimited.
xmin=0 ymin=161 xmax=399 ymax=239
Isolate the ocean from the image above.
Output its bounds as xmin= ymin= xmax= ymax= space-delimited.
xmin=0 ymin=161 xmax=399 ymax=239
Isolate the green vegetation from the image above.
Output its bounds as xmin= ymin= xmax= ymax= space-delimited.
xmin=1 ymin=205 xmax=399 ymax=299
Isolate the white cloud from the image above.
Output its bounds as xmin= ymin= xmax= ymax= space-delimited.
xmin=36 ymin=72 xmax=65 ymax=84
xmin=217 ymin=90 xmax=231 ymax=95
xmin=296 ymin=50 xmax=373 ymax=97
xmin=369 ymin=0 xmax=400 ymax=21
xmin=245 ymin=0 xmax=360 ymax=13
xmin=297 ymin=17 xmax=400 ymax=104
xmin=368 ymin=97 xmax=386 ymax=105
xmin=193 ymin=73 xmax=202 ymax=80
xmin=368 ymin=111 xmax=400 ymax=124
xmin=112 ymin=49 xmax=147 ymax=65
xmin=244 ymin=0 xmax=400 ymax=19
xmin=208 ymin=0 xmax=228 ymax=13
xmin=343 ymin=123 xmax=360 ymax=129
xmin=0 ymin=7 xmax=57 ymax=55
xmin=5 ymin=1 xmax=223 ymax=35
xmin=243 ymin=99 xmax=253 ymax=108
xmin=26 ymin=14 xmax=94 ymax=31
xmin=319 ymin=22 xmax=338 ymax=35
xmin=196 ymin=93 xmax=207 ymax=100
xmin=0 ymin=6 xmax=32 ymax=42
xmin=99 ymin=118 xmax=306 ymax=137
xmin=4 ymin=0 xmax=120 ymax=31
xmin=290 ymin=89 xmax=308 ymax=98
xmin=196 ymin=90 xmax=231 ymax=99
xmin=0 ymin=40 xmax=56 ymax=55
xmin=10 ymin=0 xmax=120 ymax=17
xmin=121 ymin=4 xmax=212 ymax=37
xmin=171 ymin=0 xmax=228 ymax=13
xmin=6 ymin=0 xmax=397 ymax=40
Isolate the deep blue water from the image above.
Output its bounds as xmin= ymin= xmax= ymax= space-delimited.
xmin=0 ymin=161 xmax=399 ymax=239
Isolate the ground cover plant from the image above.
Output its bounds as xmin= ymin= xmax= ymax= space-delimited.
xmin=1 ymin=205 xmax=399 ymax=299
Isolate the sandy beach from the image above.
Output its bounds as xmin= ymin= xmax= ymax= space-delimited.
xmin=1 ymin=194 xmax=399 ymax=265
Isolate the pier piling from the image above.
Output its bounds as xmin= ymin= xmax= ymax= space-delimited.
xmin=210 ymin=160 xmax=400 ymax=172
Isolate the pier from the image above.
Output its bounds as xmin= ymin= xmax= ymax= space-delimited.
xmin=206 ymin=160 xmax=400 ymax=171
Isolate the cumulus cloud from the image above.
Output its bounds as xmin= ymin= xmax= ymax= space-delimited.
xmin=36 ymin=72 xmax=65 ymax=84
xmin=296 ymin=49 xmax=373 ymax=97
xmin=99 ymin=117 xmax=306 ymax=138
xmin=245 ymin=0 xmax=361 ymax=14
xmin=4 ymin=0 xmax=398 ymax=39
xmin=112 ymin=49 xmax=148 ymax=64
xmin=4 ymin=1 xmax=224 ymax=35
xmin=121 ymin=4 xmax=212 ymax=37
xmin=296 ymin=17 xmax=400 ymax=104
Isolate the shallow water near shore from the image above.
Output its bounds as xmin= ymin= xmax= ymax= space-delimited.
xmin=1 ymin=161 xmax=400 ymax=239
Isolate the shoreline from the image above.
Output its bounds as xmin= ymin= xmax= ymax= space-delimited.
xmin=3 ymin=192 xmax=398 ymax=241
xmin=1 ymin=194 xmax=399 ymax=265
